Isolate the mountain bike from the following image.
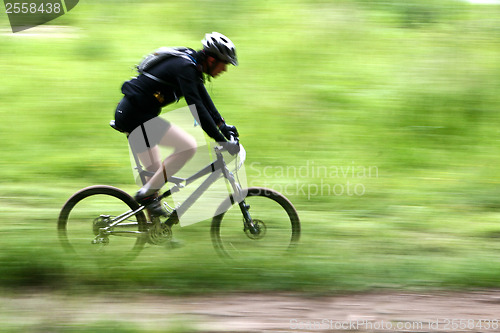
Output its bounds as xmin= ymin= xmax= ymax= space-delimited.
xmin=57 ymin=121 xmax=301 ymax=260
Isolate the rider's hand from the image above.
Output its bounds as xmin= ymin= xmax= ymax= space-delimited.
xmin=223 ymin=140 xmax=240 ymax=156
xmin=220 ymin=123 xmax=239 ymax=140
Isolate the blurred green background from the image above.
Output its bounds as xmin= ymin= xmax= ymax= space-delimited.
xmin=2 ymin=0 xmax=500 ymax=297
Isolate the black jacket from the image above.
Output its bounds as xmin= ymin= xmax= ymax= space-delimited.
xmin=121 ymin=50 xmax=226 ymax=142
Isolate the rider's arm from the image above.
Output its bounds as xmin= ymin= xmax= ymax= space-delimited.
xmin=198 ymin=84 xmax=225 ymax=127
xmin=177 ymin=66 xmax=227 ymax=142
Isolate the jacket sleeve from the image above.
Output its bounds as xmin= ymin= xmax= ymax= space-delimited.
xmin=177 ymin=66 xmax=226 ymax=142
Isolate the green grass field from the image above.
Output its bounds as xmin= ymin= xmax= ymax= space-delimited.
xmin=2 ymin=0 xmax=500 ymax=295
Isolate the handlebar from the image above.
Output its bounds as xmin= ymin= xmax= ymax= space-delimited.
xmin=214 ymin=135 xmax=246 ymax=172
xmin=214 ymin=135 xmax=240 ymax=153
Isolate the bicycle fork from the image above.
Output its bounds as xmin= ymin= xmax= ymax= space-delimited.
xmin=238 ymin=200 xmax=260 ymax=236
xmin=222 ymin=166 xmax=256 ymax=235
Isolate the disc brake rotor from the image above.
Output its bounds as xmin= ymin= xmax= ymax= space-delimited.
xmin=245 ymin=219 xmax=266 ymax=240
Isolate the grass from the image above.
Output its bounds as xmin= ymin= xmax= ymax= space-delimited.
xmin=2 ymin=0 xmax=500 ymax=295
xmin=0 ymin=320 xmax=197 ymax=333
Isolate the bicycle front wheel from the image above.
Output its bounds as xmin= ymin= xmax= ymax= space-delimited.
xmin=211 ymin=187 xmax=300 ymax=259
xmin=58 ymin=185 xmax=148 ymax=261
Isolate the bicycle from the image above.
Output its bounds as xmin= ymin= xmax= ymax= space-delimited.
xmin=57 ymin=120 xmax=301 ymax=260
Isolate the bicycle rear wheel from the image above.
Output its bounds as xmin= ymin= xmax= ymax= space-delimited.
xmin=211 ymin=187 xmax=300 ymax=260
xmin=58 ymin=185 xmax=148 ymax=261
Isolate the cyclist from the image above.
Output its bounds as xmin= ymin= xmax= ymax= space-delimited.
xmin=114 ymin=32 xmax=240 ymax=216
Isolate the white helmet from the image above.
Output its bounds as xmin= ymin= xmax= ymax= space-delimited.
xmin=202 ymin=32 xmax=238 ymax=66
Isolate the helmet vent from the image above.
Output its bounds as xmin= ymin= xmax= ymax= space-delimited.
xmin=202 ymin=32 xmax=238 ymax=66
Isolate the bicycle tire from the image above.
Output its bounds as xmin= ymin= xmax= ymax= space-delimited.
xmin=211 ymin=187 xmax=300 ymax=259
xmin=58 ymin=185 xmax=148 ymax=260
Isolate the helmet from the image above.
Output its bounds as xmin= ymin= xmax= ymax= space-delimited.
xmin=202 ymin=32 xmax=238 ymax=66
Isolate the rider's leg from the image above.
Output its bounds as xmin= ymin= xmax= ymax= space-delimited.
xmin=137 ymin=146 xmax=162 ymax=173
xmin=137 ymin=124 xmax=197 ymax=195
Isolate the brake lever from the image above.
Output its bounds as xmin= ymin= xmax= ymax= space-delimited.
xmin=214 ymin=135 xmax=240 ymax=153
xmin=229 ymin=134 xmax=240 ymax=144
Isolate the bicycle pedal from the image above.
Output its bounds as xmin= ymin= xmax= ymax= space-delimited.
xmin=162 ymin=202 xmax=174 ymax=215
xmin=164 ymin=211 xmax=179 ymax=226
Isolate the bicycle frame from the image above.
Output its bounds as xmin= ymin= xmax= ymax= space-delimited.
xmin=158 ymin=145 xmax=246 ymax=221
xmin=97 ymin=143 xmax=255 ymax=240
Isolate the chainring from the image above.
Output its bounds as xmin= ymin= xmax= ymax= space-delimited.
xmin=148 ymin=223 xmax=172 ymax=245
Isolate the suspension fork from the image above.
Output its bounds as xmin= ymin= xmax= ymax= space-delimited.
xmin=217 ymin=151 xmax=260 ymax=235
xmin=238 ymin=199 xmax=260 ymax=235
xmin=224 ymin=168 xmax=260 ymax=235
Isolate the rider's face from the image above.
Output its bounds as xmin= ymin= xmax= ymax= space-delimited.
xmin=206 ymin=56 xmax=228 ymax=77
xmin=212 ymin=61 xmax=228 ymax=77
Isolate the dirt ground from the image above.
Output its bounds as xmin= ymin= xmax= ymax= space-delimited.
xmin=2 ymin=291 xmax=500 ymax=332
